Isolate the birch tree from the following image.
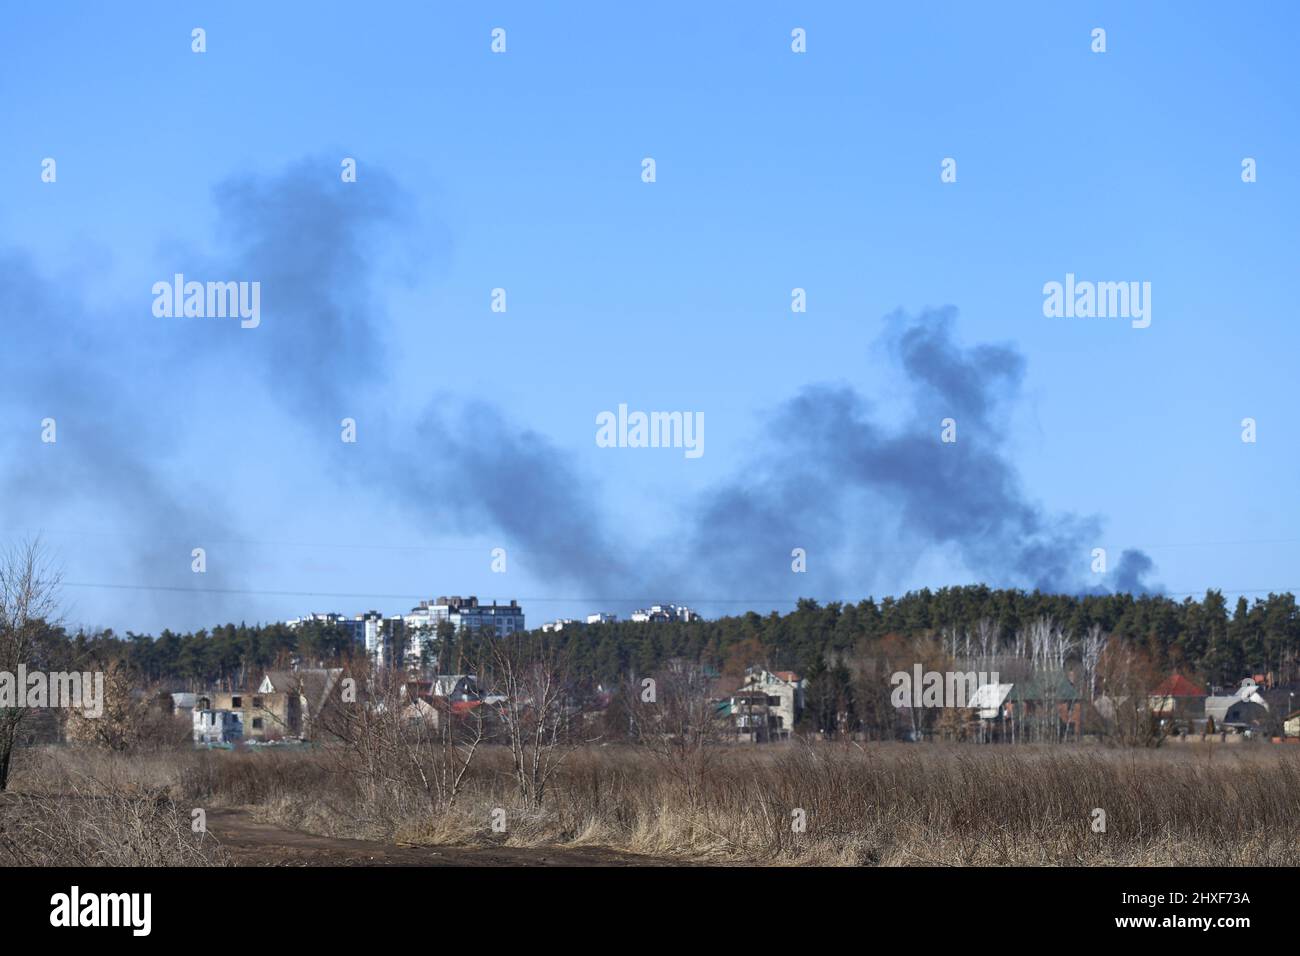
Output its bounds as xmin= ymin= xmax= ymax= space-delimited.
xmin=0 ymin=539 xmax=61 ymax=790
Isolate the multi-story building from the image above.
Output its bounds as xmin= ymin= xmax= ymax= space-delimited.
xmin=192 ymin=708 xmax=243 ymax=744
xmin=357 ymin=611 xmax=404 ymax=667
xmin=286 ymin=611 xmax=348 ymax=630
xmin=206 ymin=688 xmax=294 ymax=740
xmin=586 ymin=612 xmax=618 ymax=625
xmin=285 ymin=611 xmax=399 ymax=663
xmin=402 ymin=596 xmax=524 ymax=669
xmin=202 ymin=668 xmax=344 ymax=741
xmin=630 ymin=603 xmax=699 ymax=623
xmin=725 ymin=669 xmax=804 ymax=742
xmin=541 ymin=618 xmax=583 ymax=632
xmin=288 ymin=599 xmax=518 ymax=672
xmin=406 ymin=596 xmax=524 ymax=637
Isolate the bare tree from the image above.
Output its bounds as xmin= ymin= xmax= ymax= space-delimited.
xmin=1079 ymin=625 xmax=1108 ymax=714
xmin=0 ymin=539 xmax=61 ymax=791
xmin=407 ymin=676 xmax=488 ymax=811
xmin=1095 ymin=642 xmax=1163 ymax=747
xmin=624 ymin=659 xmax=724 ymax=807
xmin=487 ymin=632 xmax=575 ymax=809
xmin=316 ymin=662 xmax=488 ymax=819
xmin=64 ymin=659 xmax=149 ymax=751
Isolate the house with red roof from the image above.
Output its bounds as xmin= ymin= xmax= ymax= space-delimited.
xmin=1148 ymin=673 xmax=1207 ymax=720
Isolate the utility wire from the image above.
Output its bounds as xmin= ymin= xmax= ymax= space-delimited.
xmin=53 ymin=579 xmax=1300 ymax=604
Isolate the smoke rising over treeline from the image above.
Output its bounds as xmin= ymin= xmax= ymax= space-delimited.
xmin=0 ymin=159 xmax=1157 ymax=631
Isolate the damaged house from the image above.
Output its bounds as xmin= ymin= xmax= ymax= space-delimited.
xmin=204 ymin=668 xmax=344 ymax=741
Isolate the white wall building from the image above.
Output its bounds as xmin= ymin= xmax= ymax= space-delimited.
xmin=727 ymin=669 xmax=804 ymax=741
xmin=403 ymin=596 xmax=525 ymax=666
xmin=631 ymin=604 xmax=699 ymax=623
xmin=193 ymin=708 xmax=243 ymax=744
xmin=541 ymin=618 xmax=582 ymax=633
xmin=409 ymin=596 xmax=524 ymax=636
xmin=286 ymin=612 xmax=347 ymax=628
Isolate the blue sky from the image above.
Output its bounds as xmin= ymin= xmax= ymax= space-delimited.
xmin=2 ymin=1 xmax=1297 ymax=635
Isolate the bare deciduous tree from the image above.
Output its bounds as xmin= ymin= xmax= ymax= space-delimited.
xmin=0 ymin=539 xmax=61 ymax=791
xmin=624 ymin=658 xmax=724 ymax=807
xmin=1096 ymin=642 xmax=1163 ymax=747
xmin=316 ymin=662 xmax=488 ymax=823
xmin=488 ymin=632 xmax=575 ymax=809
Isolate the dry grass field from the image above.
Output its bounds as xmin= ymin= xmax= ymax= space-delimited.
xmin=4 ymin=741 xmax=1298 ymax=866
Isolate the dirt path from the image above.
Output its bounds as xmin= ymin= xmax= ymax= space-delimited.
xmin=205 ymin=808 xmax=679 ymax=867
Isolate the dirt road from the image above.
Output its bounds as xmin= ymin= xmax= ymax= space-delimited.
xmin=205 ymin=808 xmax=679 ymax=867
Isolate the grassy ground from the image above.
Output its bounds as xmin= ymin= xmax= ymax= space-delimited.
xmin=5 ymin=740 xmax=1299 ymax=866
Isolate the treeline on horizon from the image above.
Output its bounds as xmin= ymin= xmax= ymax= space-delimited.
xmin=27 ymin=585 xmax=1300 ymax=694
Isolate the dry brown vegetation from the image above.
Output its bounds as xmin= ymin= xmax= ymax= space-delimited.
xmin=7 ymin=740 xmax=1300 ymax=866
xmin=0 ymin=748 xmax=227 ymax=866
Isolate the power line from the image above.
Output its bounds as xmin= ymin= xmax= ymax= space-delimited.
xmin=10 ymin=525 xmax=1300 ymax=561
xmin=53 ymin=579 xmax=1300 ymax=604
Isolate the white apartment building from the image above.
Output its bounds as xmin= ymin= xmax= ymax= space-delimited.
xmin=404 ymin=595 xmax=524 ymax=635
xmin=403 ymin=596 xmax=525 ymax=664
xmin=541 ymin=618 xmax=582 ymax=633
xmin=630 ymin=603 xmax=699 ymax=623
xmin=286 ymin=612 xmax=347 ymax=629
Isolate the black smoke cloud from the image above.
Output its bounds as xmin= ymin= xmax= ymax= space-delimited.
xmin=0 ymin=251 xmax=241 ymax=627
xmin=1 ymin=157 xmax=1158 ymax=633
xmin=402 ymin=402 xmax=634 ymax=595
xmin=672 ymin=309 xmax=1156 ymax=605
xmin=199 ymin=160 xmax=1157 ymax=608
xmin=175 ymin=157 xmax=417 ymax=420
xmin=1111 ymin=548 xmax=1162 ymax=596
xmin=197 ymin=159 xmax=632 ymax=596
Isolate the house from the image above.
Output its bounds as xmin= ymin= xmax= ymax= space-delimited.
xmin=401 ymin=674 xmax=486 ymax=706
xmin=396 ymin=673 xmax=499 ymax=731
xmin=193 ymin=708 xmax=242 ymax=744
xmin=725 ymin=668 xmax=803 ymax=741
xmin=969 ymin=683 xmax=1014 ymax=720
xmin=401 ymin=698 xmax=439 ymax=727
xmin=205 ymin=668 xmax=344 ymax=741
xmin=1149 ymin=671 xmax=1206 ymax=733
xmin=209 ymin=687 xmax=295 ymax=740
xmin=1206 ymin=678 xmax=1269 ymax=730
xmin=1092 ymin=694 xmax=1127 ymax=723
xmin=429 ymin=674 xmax=482 ymax=702
xmin=999 ymin=673 xmax=1083 ymax=740
xmin=966 ymin=680 xmax=1083 ymax=741
xmin=1149 ymin=674 xmax=1207 ymax=721
xmin=401 ymin=695 xmax=489 ymax=731
xmin=259 ymin=668 xmax=344 ymax=738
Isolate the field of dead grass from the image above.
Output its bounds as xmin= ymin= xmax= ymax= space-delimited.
xmin=8 ymin=740 xmax=1297 ymax=866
